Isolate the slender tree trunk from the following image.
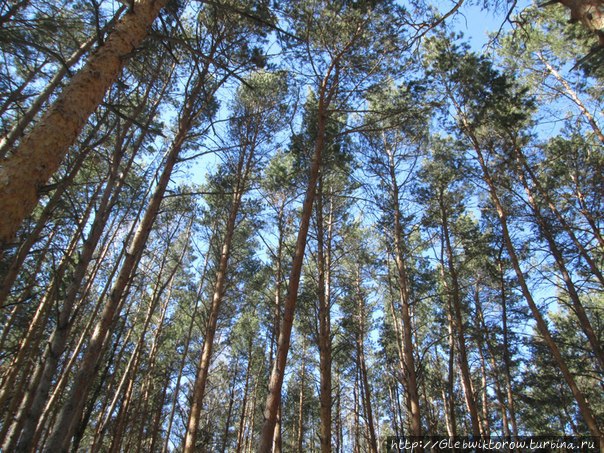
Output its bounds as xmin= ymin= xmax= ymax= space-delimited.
xmin=43 ymin=100 xmax=196 ymax=452
xmin=161 ymin=245 xmax=212 ymax=453
xmin=336 ymin=370 xmax=343 ymax=453
xmin=355 ymin=270 xmax=378 ymax=452
xmin=246 ymin=371 xmax=261 ymax=453
xmin=445 ymin=313 xmax=458 ymax=437
xmin=353 ymin=375 xmax=360 ymax=453
xmin=184 ymin=128 xmax=257 ymax=452
xmin=296 ymin=341 xmax=306 ymax=453
xmin=235 ymin=354 xmax=253 ymax=453
xmin=316 ymin=174 xmax=332 ymax=453
xmin=386 ymin=145 xmax=422 ymax=438
xmin=470 ymin=134 xmax=602 ymax=440
xmin=473 ymin=282 xmax=511 ymax=439
xmin=258 ymin=70 xmax=335 ymax=451
xmin=221 ymin=359 xmax=239 ymax=453
xmin=438 ymin=190 xmax=481 ymax=436
xmin=498 ymin=256 xmax=519 ymax=441
xmin=516 ymin=160 xmax=604 ymax=372
xmin=536 ymin=51 xmax=604 ymax=146
xmin=0 ymin=0 xmax=169 ymax=247
xmin=514 ymin=148 xmax=604 ymax=287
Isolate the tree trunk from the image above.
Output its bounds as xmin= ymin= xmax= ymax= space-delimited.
xmin=258 ymin=70 xmax=335 ymax=451
xmin=355 ymin=270 xmax=378 ymax=452
xmin=162 ymin=240 xmax=212 ymax=453
xmin=0 ymin=0 xmax=168 ymax=247
xmin=316 ymin=173 xmax=332 ymax=453
xmin=221 ymin=359 xmax=239 ymax=453
xmin=498 ymin=255 xmax=519 ymax=441
xmin=0 ymin=5 xmax=127 ymax=158
xmin=473 ymin=282 xmax=511 ymax=439
xmin=235 ymin=354 xmax=253 ymax=453
xmin=296 ymin=341 xmax=306 ymax=453
xmin=184 ymin=125 xmax=257 ymax=452
xmin=438 ymin=190 xmax=481 ymax=437
xmin=516 ymin=157 xmax=604 ymax=372
xmin=514 ymin=148 xmax=604 ymax=287
xmin=470 ymin=134 xmax=602 ymax=440
xmin=386 ymin=146 xmax=422 ymax=438
xmin=42 ymin=105 xmax=194 ymax=452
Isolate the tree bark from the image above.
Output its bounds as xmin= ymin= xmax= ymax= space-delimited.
xmin=0 ymin=0 xmax=168 ymax=247
xmin=258 ymin=69 xmax=335 ymax=451
xmin=184 ymin=116 xmax=258 ymax=452
xmin=0 ymin=5 xmax=127 ymax=158
xmin=470 ymin=134 xmax=602 ymax=440
xmin=386 ymin=145 xmax=422 ymax=438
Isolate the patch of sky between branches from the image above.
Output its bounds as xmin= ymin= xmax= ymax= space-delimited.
xmin=456 ymin=0 xmax=533 ymax=52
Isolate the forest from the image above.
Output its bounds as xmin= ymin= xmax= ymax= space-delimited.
xmin=0 ymin=0 xmax=603 ymax=451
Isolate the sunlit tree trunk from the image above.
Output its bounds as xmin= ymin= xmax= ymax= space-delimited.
xmin=469 ymin=131 xmax=602 ymax=440
xmin=0 ymin=0 xmax=168 ymax=248
xmin=437 ymin=189 xmax=481 ymax=436
xmin=184 ymin=123 xmax=258 ymax=452
xmin=513 ymin=148 xmax=604 ymax=287
xmin=515 ymin=155 xmax=604 ymax=372
xmin=259 ymin=68 xmax=336 ymax=451
xmin=43 ymin=77 xmax=202 ymax=450
xmin=162 ymin=245 xmax=212 ymax=453
xmin=0 ymin=5 xmax=127 ymax=158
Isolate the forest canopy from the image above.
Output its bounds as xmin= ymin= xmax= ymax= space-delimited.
xmin=0 ymin=0 xmax=602 ymax=451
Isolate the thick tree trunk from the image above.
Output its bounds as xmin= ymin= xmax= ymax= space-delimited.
xmin=0 ymin=117 xmax=101 ymax=306
xmin=0 ymin=0 xmax=168 ymax=247
xmin=0 ymin=6 xmax=127 ymax=158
